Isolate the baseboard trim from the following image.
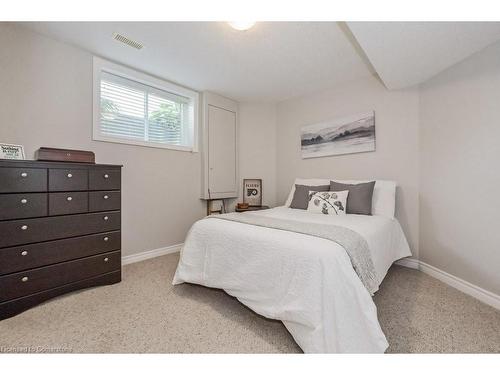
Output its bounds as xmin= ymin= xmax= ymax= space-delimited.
xmin=395 ymin=257 xmax=420 ymax=269
xmin=396 ymin=257 xmax=500 ymax=310
xmin=122 ymin=243 xmax=182 ymax=266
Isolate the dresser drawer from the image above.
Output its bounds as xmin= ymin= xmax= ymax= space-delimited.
xmin=49 ymin=168 xmax=88 ymax=191
xmin=0 ymin=231 xmax=121 ymax=275
xmin=0 ymin=250 xmax=121 ymax=302
xmin=89 ymin=191 xmax=121 ymax=212
xmin=0 ymin=193 xmax=47 ymax=220
xmin=49 ymin=192 xmax=88 ymax=216
xmin=0 ymin=168 xmax=47 ymax=193
xmin=89 ymin=168 xmax=121 ymax=191
xmin=0 ymin=211 xmax=121 ymax=248
xmin=0 ymin=271 xmax=121 ymax=320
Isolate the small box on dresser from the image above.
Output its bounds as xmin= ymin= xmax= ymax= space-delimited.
xmin=0 ymin=159 xmax=122 ymax=320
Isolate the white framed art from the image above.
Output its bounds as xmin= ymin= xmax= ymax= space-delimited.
xmin=300 ymin=111 xmax=375 ymax=159
xmin=0 ymin=143 xmax=25 ymax=160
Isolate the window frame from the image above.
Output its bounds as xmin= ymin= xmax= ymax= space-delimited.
xmin=92 ymin=56 xmax=199 ymax=152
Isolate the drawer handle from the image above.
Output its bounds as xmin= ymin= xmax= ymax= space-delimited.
xmin=21 ymin=225 xmax=28 ymax=231
xmin=103 ymin=216 xmax=109 ymax=221
xmin=21 ymin=276 xmax=29 ymax=282
xmin=103 ymin=195 xmax=109 ymax=200
xmin=103 ymin=236 xmax=109 ymax=242
xmin=21 ymin=198 xmax=28 ymax=204
xmin=21 ymin=250 xmax=28 ymax=256
xmin=104 ymin=174 xmax=109 ymax=179
xmin=67 ymin=173 xmax=73 ymax=178
xmin=104 ymin=257 xmax=109 ymax=262
xmin=67 ymin=196 xmax=73 ymax=201
xmin=21 ymin=172 xmax=28 ymax=178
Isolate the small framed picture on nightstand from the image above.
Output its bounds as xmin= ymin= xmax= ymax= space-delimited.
xmin=243 ymin=179 xmax=262 ymax=207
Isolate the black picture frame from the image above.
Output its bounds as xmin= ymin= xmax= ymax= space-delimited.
xmin=242 ymin=179 xmax=262 ymax=207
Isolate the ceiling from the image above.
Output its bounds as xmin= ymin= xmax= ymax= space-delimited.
xmin=18 ymin=22 xmax=500 ymax=101
xmin=19 ymin=22 xmax=373 ymax=102
xmin=348 ymin=22 xmax=500 ymax=89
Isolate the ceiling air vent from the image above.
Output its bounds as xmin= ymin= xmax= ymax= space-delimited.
xmin=112 ymin=33 xmax=144 ymax=50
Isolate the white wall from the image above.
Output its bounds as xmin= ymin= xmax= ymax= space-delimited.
xmin=238 ymin=103 xmax=277 ymax=207
xmin=276 ymin=75 xmax=420 ymax=255
xmin=419 ymin=41 xmax=500 ymax=295
xmin=0 ymin=24 xmax=277 ymax=257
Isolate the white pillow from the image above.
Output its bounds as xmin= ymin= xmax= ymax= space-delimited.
xmin=285 ymin=178 xmax=396 ymax=218
xmin=307 ymin=190 xmax=349 ymax=215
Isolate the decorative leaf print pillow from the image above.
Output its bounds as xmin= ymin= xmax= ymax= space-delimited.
xmin=306 ymin=190 xmax=349 ymax=215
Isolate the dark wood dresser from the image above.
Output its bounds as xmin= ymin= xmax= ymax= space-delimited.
xmin=0 ymin=160 xmax=122 ymax=320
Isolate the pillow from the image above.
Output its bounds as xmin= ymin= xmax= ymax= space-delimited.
xmin=289 ymin=184 xmax=330 ymax=209
xmin=330 ymin=181 xmax=375 ymax=215
xmin=285 ymin=178 xmax=396 ymax=218
xmin=286 ymin=179 xmax=332 ymax=208
xmin=306 ymin=190 xmax=349 ymax=215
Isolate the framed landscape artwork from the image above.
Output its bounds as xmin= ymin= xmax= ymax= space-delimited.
xmin=300 ymin=111 xmax=375 ymax=158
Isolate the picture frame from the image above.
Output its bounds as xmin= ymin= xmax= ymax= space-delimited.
xmin=301 ymin=111 xmax=375 ymax=159
xmin=0 ymin=143 xmax=25 ymax=160
xmin=243 ymin=179 xmax=262 ymax=207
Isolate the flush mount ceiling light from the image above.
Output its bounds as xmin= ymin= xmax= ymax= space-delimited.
xmin=228 ymin=21 xmax=256 ymax=31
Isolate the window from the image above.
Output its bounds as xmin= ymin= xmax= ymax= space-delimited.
xmin=93 ymin=57 xmax=199 ymax=151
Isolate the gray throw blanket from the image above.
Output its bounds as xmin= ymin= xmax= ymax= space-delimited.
xmin=207 ymin=212 xmax=379 ymax=295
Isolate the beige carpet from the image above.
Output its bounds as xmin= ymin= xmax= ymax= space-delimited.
xmin=0 ymin=253 xmax=499 ymax=353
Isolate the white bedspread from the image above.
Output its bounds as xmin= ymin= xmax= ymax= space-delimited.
xmin=172 ymin=206 xmax=411 ymax=353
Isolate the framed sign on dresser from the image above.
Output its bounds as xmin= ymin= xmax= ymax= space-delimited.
xmin=0 ymin=159 xmax=122 ymax=320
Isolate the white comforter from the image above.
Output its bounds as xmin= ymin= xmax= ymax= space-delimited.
xmin=172 ymin=206 xmax=411 ymax=353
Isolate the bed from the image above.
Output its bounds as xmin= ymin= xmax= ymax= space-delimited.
xmin=173 ymin=179 xmax=412 ymax=353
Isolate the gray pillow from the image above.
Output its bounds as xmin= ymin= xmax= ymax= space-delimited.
xmin=290 ymin=184 xmax=330 ymax=210
xmin=330 ymin=181 xmax=376 ymax=215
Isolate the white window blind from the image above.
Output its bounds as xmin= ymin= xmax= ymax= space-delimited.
xmin=97 ymin=70 xmax=194 ymax=149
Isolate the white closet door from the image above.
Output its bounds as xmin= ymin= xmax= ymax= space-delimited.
xmin=208 ymin=105 xmax=237 ymax=195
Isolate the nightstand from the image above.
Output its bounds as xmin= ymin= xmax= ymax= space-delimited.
xmin=235 ymin=205 xmax=270 ymax=213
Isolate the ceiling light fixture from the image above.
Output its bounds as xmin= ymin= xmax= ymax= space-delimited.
xmin=228 ymin=21 xmax=256 ymax=31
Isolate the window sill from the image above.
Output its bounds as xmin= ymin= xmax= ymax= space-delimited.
xmin=92 ymin=134 xmax=198 ymax=153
